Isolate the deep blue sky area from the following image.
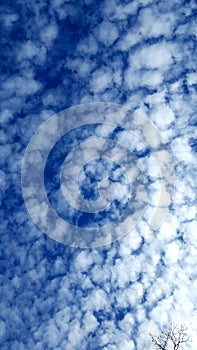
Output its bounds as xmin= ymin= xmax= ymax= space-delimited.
xmin=1 ymin=0 xmax=197 ymax=349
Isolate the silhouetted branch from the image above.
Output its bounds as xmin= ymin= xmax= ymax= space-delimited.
xmin=149 ymin=323 xmax=191 ymax=350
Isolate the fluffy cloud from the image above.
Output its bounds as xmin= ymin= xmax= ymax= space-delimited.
xmin=1 ymin=0 xmax=196 ymax=349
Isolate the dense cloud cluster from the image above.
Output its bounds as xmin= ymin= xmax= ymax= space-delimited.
xmin=1 ymin=0 xmax=197 ymax=349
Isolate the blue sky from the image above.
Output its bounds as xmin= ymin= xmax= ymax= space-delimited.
xmin=1 ymin=0 xmax=197 ymax=349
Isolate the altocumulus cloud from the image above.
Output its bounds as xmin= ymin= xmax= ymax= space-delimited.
xmin=1 ymin=0 xmax=197 ymax=349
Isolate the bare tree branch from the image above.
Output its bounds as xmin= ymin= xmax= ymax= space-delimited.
xmin=149 ymin=323 xmax=191 ymax=350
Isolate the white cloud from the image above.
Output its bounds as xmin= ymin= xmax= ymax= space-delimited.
xmin=119 ymin=339 xmax=135 ymax=350
xmin=129 ymin=42 xmax=173 ymax=69
xmin=77 ymin=35 xmax=98 ymax=55
xmin=171 ymin=137 xmax=194 ymax=162
xmin=45 ymin=323 xmax=60 ymax=348
xmin=184 ymin=220 xmax=197 ymax=248
xmin=74 ymin=251 xmax=93 ymax=271
xmin=187 ymin=72 xmax=197 ymax=86
xmin=158 ymin=216 xmax=178 ymax=242
xmin=95 ymin=21 xmax=119 ymax=46
xmin=82 ymin=311 xmax=99 ymax=334
xmin=82 ymin=289 xmax=108 ymax=311
xmin=141 ymin=70 xmax=163 ymax=87
xmin=139 ymin=7 xmax=176 ymax=37
xmin=151 ymin=104 xmax=175 ymax=129
xmin=89 ymin=68 xmax=112 ymax=93
xmin=2 ymin=13 xmax=18 ymax=27
xmin=66 ymin=57 xmax=96 ymax=78
xmin=117 ymin=31 xmax=141 ymax=51
xmin=2 ymin=0 xmax=197 ymax=349
xmin=0 ymin=320 xmax=6 ymax=339
xmin=17 ymin=41 xmax=46 ymax=64
xmin=164 ymin=241 xmax=180 ymax=264
xmin=67 ymin=319 xmax=83 ymax=347
xmin=103 ymin=0 xmax=138 ymax=20
xmin=3 ymin=76 xmax=42 ymax=97
xmin=40 ymin=23 xmax=58 ymax=47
